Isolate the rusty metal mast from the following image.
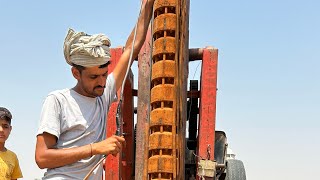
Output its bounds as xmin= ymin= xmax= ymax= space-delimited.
xmin=146 ymin=0 xmax=189 ymax=179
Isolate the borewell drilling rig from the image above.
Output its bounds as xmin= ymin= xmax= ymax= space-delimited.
xmin=105 ymin=0 xmax=246 ymax=179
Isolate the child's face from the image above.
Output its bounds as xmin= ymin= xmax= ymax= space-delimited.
xmin=0 ymin=119 xmax=12 ymax=143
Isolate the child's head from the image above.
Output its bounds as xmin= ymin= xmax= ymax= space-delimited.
xmin=0 ymin=107 xmax=13 ymax=143
xmin=0 ymin=107 xmax=12 ymax=124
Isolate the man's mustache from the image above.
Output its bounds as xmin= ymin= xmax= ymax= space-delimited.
xmin=94 ymin=86 xmax=105 ymax=89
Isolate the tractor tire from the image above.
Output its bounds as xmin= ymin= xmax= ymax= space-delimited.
xmin=225 ymin=159 xmax=246 ymax=180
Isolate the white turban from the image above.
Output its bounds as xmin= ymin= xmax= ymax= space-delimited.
xmin=63 ymin=28 xmax=111 ymax=67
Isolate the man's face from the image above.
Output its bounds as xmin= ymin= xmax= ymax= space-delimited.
xmin=74 ymin=65 xmax=109 ymax=98
xmin=0 ymin=119 xmax=12 ymax=144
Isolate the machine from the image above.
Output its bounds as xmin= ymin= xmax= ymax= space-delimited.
xmin=104 ymin=0 xmax=246 ymax=179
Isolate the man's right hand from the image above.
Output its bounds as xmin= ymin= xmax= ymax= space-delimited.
xmin=92 ymin=135 xmax=125 ymax=156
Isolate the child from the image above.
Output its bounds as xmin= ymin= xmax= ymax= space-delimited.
xmin=0 ymin=107 xmax=23 ymax=180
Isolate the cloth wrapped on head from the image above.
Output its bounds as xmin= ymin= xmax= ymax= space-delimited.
xmin=63 ymin=28 xmax=111 ymax=67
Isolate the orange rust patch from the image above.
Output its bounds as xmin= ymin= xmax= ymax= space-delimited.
xmin=153 ymin=14 xmax=176 ymax=35
xmin=154 ymin=0 xmax=177 ymax=12
xmin=153 ymin=37 xmax=176 ymax=58
xmin=148 ymin=155 xmax=173 ymax=173
xmin=152 ymin=60 xmax=176 ymax=80
xmin=149 ymin=132 xmax=173 ymax=150
xmin=150 ymin=84 xmax=175 ymax=103
xmin=150 ymin=108 xmax=174 ymax=127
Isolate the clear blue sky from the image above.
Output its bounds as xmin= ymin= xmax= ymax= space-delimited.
xmin=1 ymin=0 xmax=319 ymax=179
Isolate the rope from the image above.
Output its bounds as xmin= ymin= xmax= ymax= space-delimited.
xmin=83 ymin=1 xmax=145 ymax=179
xmin=116 ymin=0 xmax=143 ymax=136
xmin=83 ymin=155 xmax=106 ymax=180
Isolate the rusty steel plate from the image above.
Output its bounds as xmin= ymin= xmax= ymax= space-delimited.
xmin=153 ymin=37 xmax=176 ymax=58
xmin=149 ymin=132 xmax=173 ymax=150
xmin=150 ymin=108 xmax=174 ymax=127
xmin=151 ymin=60 xmax=175 ymax=80
xmin=154 ymin=0 xmax=177 ymax=12
xmin=153 ymin=14 xmax=176 ymax=34
xmin=148 ymin=155 xmax=173 ymax=173
xmin=150 ymin=84 xmax=175 ymax=103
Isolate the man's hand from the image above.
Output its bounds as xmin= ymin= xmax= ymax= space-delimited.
xmin=92 ymin=135 xmax=125 ymax=156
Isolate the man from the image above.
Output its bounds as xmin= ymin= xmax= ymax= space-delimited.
xmin=35 ymin=0 xmax=155 ymax=179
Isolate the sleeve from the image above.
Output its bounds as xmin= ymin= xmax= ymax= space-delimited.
xmin=103 ymin=72 xmax=118 ymax=106
xmin=11 ymin=155 xmax=23 ymax=179
xmin=37 ymin=94 xmax=62 ymax=138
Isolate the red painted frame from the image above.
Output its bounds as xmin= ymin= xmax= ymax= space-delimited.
xmin=196 ymin=48 xmax=218 ymax=179
xmin=105 ymin=48 xmax=134 ymax=180
xmin=105 ymin=47 xmax=218 ymax=179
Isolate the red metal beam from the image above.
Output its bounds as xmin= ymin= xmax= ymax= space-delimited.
xmin=197 ymin=47 xmax=218 ymax=162
xmin=121 ymin=71 xmax=134 ymax=180
xmin=105 ymin=48 xmax=134 ymax=180
xmin=105 ymin=48 xmax=123 ymax=180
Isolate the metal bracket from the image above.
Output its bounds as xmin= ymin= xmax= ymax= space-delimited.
xmin=197 ymin=159 xmax=216 ymax=178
